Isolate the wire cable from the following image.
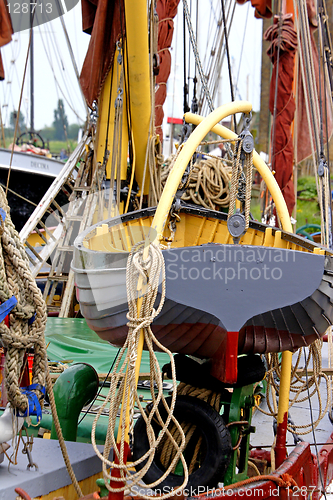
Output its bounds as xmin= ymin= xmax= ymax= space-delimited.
xmin=220 ymin=0 xmax=236 ymax=132
xmin=78 ymin=349 xmax=121 ymax=425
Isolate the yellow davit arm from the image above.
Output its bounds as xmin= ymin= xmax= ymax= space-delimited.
xmin=150 ymin=101 xmax=292 ymax=239
xmin=150 ymin=103 xmax=292 ymax=447
xmin=184 ymin=109 xmax=293 ymax=435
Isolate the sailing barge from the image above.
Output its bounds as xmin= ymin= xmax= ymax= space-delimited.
xmin=2 ymin=0 xmax=333 ymax=497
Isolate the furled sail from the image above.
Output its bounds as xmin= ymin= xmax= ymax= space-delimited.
xmin=264 ymin=13 xmax=297 ymax=215
xmin=155 ymin=0 xmax=180 ymax=142
xmin=0 ymin=0 xmax=13 ymax=81
xmin=80 ymin=0 xmax=125 ymax=107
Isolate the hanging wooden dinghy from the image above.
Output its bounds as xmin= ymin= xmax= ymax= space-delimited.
xmin=72 ymin=204 xmax=333 ymax=372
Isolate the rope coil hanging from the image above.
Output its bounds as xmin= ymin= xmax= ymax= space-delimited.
xmin=161 ymin=143 xmax=231 ymax=211
xmin=0 ymin=186 xmax=47 ymax=415
xmin=256 ymin=340 xmax=331 ymax=435
xmin=91 ymin=240 xmax=188 ymax=499
xmin=158 ymin=382 xmax=221 ymax=474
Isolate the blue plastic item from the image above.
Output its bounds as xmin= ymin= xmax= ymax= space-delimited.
xmin=0 ymin=296 xmax=18 ymax=323
xmin=20 ymin=384 xmax=46 ymax=423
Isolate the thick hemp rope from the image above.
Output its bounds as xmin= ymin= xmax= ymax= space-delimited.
xmin=228 ymin=139 xmax=253 ymax=230
xmin=162 ymin=153 xmax=230 ymax=210
xmin=0 ymin=187 xmax=47 ymax=413
xmin=0 ymin=187 xmax=83 ymax=497
xmin=158 ymin=382 xmax=221 ymax=475
xmin=181 ymin=157 xmax=230 ymax=210
xmin=256 ymin=340 xmax=331 ymax=435
xmin=91 ymin=241 xmax=188 ymax=499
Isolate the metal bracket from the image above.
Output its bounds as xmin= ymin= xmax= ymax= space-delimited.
xmin=22 ymin=432 xmax=38 ymax=471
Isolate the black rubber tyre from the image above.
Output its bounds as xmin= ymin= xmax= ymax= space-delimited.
xmin=133 ymin=395 xmax=232 ymax=490
xmin=235 ymin=355 xmax=266 ymax=387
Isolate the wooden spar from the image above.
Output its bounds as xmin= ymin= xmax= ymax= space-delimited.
xmin=108 ymin=2 xmax=152 ymax=495
xmin=124 ymin=0 xmax=152 ymax=196
xmin=96 ymin=53 xmax=129 ymax=199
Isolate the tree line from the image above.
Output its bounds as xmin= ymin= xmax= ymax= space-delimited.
xmin=6 ymin=99 xmax=82 ymax=142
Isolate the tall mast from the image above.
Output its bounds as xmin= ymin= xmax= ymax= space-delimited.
xmin=30 ymin=12 xmax=34 ymax=132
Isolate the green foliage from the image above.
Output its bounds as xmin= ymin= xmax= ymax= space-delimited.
xmin=250 ymin=175 xmax=321 ymax=230
xmin=67 ymin=123 xmax=80 ymax=140
xmin=9 ymin=110 xmax=25 ymax=130
xmin=295 ymin=199 xmax=321 ymax=229
xmin=297 ymin=176 xmax=318 ymax=200
xmin=40 ymin=127 xmax=56 ymax=141
xmin=53 ymin=99 xmax=69 ymax=141
xmin=48 ymin=140 xmax=77 ymax=155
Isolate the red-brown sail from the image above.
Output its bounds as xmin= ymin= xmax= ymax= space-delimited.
xmin=155 ymin=0 xmax=180 ymax=143
xmin=264 ymin=13 xmax=297 ymax=215
xmin=80 ymin=0 xmax=125 ymax=108
xmin=0 ymin=0 xmax=13 ymax=80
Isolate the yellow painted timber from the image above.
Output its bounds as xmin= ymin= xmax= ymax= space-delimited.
xmin=124 ymin=0 xmax=151 ymax=195
xmin=89 ymin=213 xmax=313 ymax=255
xmin=184 ymin=111 xmax=292 ymax=234
xmin=96 ymin=54 xmax=129 ymax=184
xmin=36 ymin=471 xmax=102 ymax=500
xmin=263 ymin=227 xmax=274 ymax=247
xmin=273 ymin=231 xmax=288 ymax=249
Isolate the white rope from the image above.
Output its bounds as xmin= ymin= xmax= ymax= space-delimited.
xmin=91 ymin=241 xmax=188 ymax=498
xmin=256 ymin=340 xmax=331 ymax=435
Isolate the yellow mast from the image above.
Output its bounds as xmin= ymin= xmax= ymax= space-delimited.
xmin=124 ymin=0 xmax=152 ymax=196
xmin=96 ymin=56 xmax=129 ymax=186
xmin=96 ymin=0 xmax=152 ymax=218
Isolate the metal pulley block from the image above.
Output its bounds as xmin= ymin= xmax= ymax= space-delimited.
xmin=227 ymin=212 xmax=246 ymax=244
xmin=241 ymin=131 xmax=254 ymax=154
xmin=239 ymin=113 xmax=254 ymax=154
xmin=318 ymin=157 xmax=326 ymax=177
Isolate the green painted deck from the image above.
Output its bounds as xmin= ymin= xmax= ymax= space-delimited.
xmin=45 ymin=317 xmax=171 ymax=374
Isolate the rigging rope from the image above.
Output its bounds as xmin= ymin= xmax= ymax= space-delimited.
xmin=0 ymin=187 xmax=47 ymax=414
xmin=183 ymin=0 xmax=214 ymax=112
xmin=256 ymin=340 xmax=331 ymax=436
xmin=220 ymin=0 xmax=236 ymax=132
xmin=109 ymin=42 xmax=124 ymax=214
xmin=227 ymin=139 xmax=253 ymax=230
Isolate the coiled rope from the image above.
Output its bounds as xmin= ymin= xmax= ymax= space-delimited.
xmin=0 ymin=186 xmax=83 ymax=497
xmin=0 ymin=187 xmax=47 ymax=414
xmin=162 ymin=152 xmax=230 ymax=210
xmin=91 ymin=241 xmax=188 ymax=499
xmin=158 ymin=382 xmax=221 ymax=475
xmin=256 ymin=340 xmax=331 ymax=435
xmin=181 ymin=157 xmax=230 ymax=210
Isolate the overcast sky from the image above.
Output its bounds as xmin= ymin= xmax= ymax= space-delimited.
xmin=0 ymin=0 xmax=263 ymax=132
xmin=0 ymin=2 xmax=89 ymax=130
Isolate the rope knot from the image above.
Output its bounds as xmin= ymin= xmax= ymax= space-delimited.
xmin=280 ymin=473 xmax=297 ymax=488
